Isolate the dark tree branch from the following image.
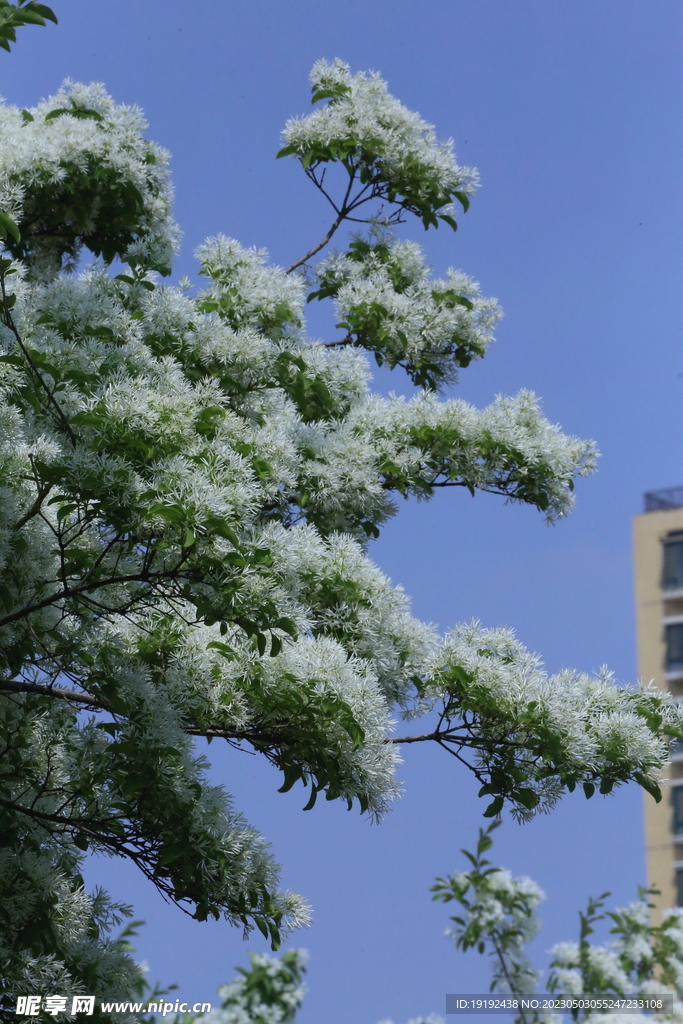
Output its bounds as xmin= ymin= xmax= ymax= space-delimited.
xmin=0 ymin=272 xmax=77 ymax=445
xmin=388 ymin=729 xmax=445 ymax=744
xmin=284 ymin=209 xmax=348 ymax=275
xmin=285 ymin=167 xmax=357 ymax=274
xmin=12 ymin=479 xmax=52 ymax=532
xmin=0 ymin=677 xmax=106 ymax=708
xmin=0 ymin=567 xmax=162 ymax=629
xmin=322 ymin=335 xmax=356 ymax=349
xmin=184 ymin=724 xmax=289 ymax=747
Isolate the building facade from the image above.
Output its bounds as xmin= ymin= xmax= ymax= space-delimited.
xmin=634 ymin=486 xmax=683 ymax=916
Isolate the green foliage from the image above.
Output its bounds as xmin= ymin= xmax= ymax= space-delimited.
xmin=0 ymin=0 xmax=56 ymax=52
xmin=432 ymin=822 xmax=542 ymax=996
xmin=180 ymin=950 xmax=307 ymax=1024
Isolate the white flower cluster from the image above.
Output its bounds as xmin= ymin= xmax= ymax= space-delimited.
xmin=314 ymin=238 xmax=500 ymax=388
xmin=0 ymin=80 xmax=178 ymax=277
xmin=437 ymin=842 xmax=545 ymax=1000
xmin=549 ymin=900 xmax=683 ymax=1024
xmin=0 ymin=710 xmax=148 ymax=1023
xmin=282 ymin=59 xmax=478 ymax=223
xmin=448 ymin=867 xmax=545 ymax=944
xmin=430 ymin=622 xmax=681 ymax=814
xmin=197 ymin=951 xmax=307 ymax=1024
xmin=441 ymin=839 xmax=683 ymax=1024
xmin=196 ymin=236 xmax=306 ymax=335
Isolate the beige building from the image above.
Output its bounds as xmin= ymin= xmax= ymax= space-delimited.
xmin=634 ymin=486 xmax=683 ymax=917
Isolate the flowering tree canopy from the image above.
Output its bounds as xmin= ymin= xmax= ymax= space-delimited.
xmin=0 ymin=26 xmax=680 ymax=1016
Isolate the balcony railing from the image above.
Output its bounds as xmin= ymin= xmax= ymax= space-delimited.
xmin=645 ymin=486 xmax=683 ymax=512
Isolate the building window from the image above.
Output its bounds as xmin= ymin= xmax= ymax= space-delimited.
xmin=663 ymin=537 xmax=683 ymax=590
xmin=677 ymin=869 xmax=683 ymax=907
xmin=673 ymin=787 xmax=683 ymax=834
xmin=666 ymin=624 xmax=683 ymax=672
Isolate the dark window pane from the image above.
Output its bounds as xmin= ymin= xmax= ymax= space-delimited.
xmin=666 ymin=624 xmax=683 ymax=671
xmin=664 ymin=540 xmax=683 ymax=590
xmin=673 ymin=787 xmax=683 ymax=834
xmin=677 ymin=868 xmax=683 ymax=907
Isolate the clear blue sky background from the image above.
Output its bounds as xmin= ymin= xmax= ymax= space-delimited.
xmin=4 ymin=3 xmax=683 ymax=1021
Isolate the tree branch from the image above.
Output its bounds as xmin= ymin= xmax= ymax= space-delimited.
xmin=184 ymin=724 xmax=290 ymax=747
xmin=284 ymin=166 xmax=357 ymax=274
xmin=0 ymin=567 xmax=160 ymax=630
xmin=0 ymin=677 xmax=107 ymax=708
xmin=1 ymin=272 xmax=77 ymax=445
xmin=284 ymin=209 xmax=348 ymax=275
xmin=322 ymin=335 xmax=355 ymax=349
xmin=12 ymin=479 xmax=52 ymax=532
xmin=388 ymin=729 xmax=444 ymax=744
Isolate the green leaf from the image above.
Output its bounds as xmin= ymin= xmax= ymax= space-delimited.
xmin=634 ymin=773 xmax=662 ymax=803
xmin=515 ymin=788 xmax=539 ymax=810
xmin=276 ymin=617 xmax=298 ymax=639
xmin=148 ymin=502 xmax=185 ymax=524
xmin=276 ymin=144 xmax=299 ymax=159
xmin=268 ymin=922 xmax=282 ymax=951
xmin=482 ymin=795 xmax=504 ymax=818
xmin=310 ymin=85 xmax=351 ymax=104
xmin=302 ymin=785 xmax=319 ymax=811
xmin=96 ymin=722 xmax=120 ymax=737
xmin=45 ymin=106 xmax=103 ymax=123
xmin=44 ymin=107 xmax=69 ymax=121
xmin=56 ymin=503 xmax=78 ymax=522
xmin=27 ymin=3 xmax=58 ymax=24
xmin=206 ymin=641 xmax=235 ymax=658
xmin=277 ymin=765 xmax=303 ymax=794
xmin=0 ymin=209 xmax=20 ymax=243
xmin=14 ymin=7 xmax=46 ymax=25
xmin=453 ymin=191 xmax=470 ymax=213
xmin=205 ymin=516 xmax=240 ymax=547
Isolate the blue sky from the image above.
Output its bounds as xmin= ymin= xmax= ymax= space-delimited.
xmin=5 ymin=2 xmax=683 ymax=1021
